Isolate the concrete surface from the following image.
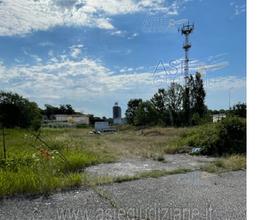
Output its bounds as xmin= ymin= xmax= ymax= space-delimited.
xmin=0 ymin=170 xmax=246 ymax=220
xmin=85 ymin=154 xmax=216 ymax=178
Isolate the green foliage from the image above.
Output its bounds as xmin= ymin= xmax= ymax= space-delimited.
xmin=126 ymin=72 xmax=207 ymax=127
xmin=209 ymin=103 xmax=246 ymax=119
xmin=0 ymin=129 xmax=116 ymax=197
xmin=214 ymin=116 xmax=246 ymax=155
xmin=150 ymin=88 xmax=170 ymax=125
xmin=229 ymin=102 xmax=246 ymax=118
xmin=125 ymin=99 xmax=143 ymax=125
xmin=166 ymin=116 xmax=246 ymax=156
xmin=133 ymin=101 xmax=160 ymax=126
xmin=0 ymin=91 xmax=42 ymax=130
xmin=166 ymin=83 xmax=183 ymax=126
xmin=182 ymin=86 xmax=191 ymax=125
xmin=0 ymin=168 xmax=85 ymax=197
xmin=42 ymin=104 xmax=76 ymax=119
xmin=192 ymin=72 xmax=206 ymax=117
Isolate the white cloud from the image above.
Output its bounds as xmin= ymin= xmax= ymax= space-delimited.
xmin=205 ymin=75 xmax=246 ymax=91
xmin=153 ymin=54 xmax=230 ymax=78
xmin=110 ymin=30 xmax=126 ymax=36
xmin=230 ymin=1 xmax=246 ymax=16
xmin=0 ymin=0 xmax=184 ymax=36
xmin=0 ymin=55 xmax=154 ymax=102
xmin=70 ymin=44 xmax=84 ymax=58
xmin=0 ymin=47 xmax=245 ymax=105
xmin=0 ymin=54 xmax=245 ymax=106
xmin=127 ymin=32 xmax=139 ymax=39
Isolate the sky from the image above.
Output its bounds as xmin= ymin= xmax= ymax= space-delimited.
xmin=0 ymin=0 xmax=246 ymax=117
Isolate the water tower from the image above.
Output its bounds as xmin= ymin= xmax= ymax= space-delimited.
xmin=113 ymin=102 xmax=122 ymax=124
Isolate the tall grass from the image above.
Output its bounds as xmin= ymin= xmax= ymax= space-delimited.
xmin=0 ymin=128 xmax=115 ymax=197
xmin=0 ymin=126 xmax=191 ymax=197
xmin=0 ymin=168 xmax=84 ymax=196
xmin=201 ymin=155 xmax=246 ymax=173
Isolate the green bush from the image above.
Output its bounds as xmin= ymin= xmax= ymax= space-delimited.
xmin=209 ymin=116 xmax=246 ymax=155
xmin=167 ymin=116 xmax=246 ymax=156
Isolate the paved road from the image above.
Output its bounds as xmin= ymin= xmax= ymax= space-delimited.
xmin=0 ymin=171 xmax=246 ymax=220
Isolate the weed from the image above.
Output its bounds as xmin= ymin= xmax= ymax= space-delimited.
xmin=201 ymin=155 xmax=246 ymax=173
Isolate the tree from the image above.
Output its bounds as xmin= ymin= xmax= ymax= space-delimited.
xmin=125 ymin=73 xmax=207 ymax=127
xmin=125 ymin=99 xmax=142 ymax=125
xmin=166 ymin=83 xmax=183 ymax=126
xmin=192 ymin=72 xmax=206 ymax=117
xmin=182 ymin=85 xmax=191 ymax=125
xmin=188 ymin=75 xmax=195 ymax=110
xmin=134 ymin=101 xmax=159 ymax=126
xmin=43 ymin=104 xmax=58 ymax=119
xmin=0 ymin=91 xmax=42 ymax=130
xmin=60 ymin=104 xmax=76 ymax=115
xmin=230 ymin=103 xmax=246 ymax=118
xmin=151 ymin=89 xmax=167 ymax=113
xmin=151 ymin=88 xmax=169 ymax=124
xmin=43 ymin=104 xmax=76 ymax=118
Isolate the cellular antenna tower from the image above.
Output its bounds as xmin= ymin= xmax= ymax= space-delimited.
xmin=179 ymin=22 xmax=194 ymax=85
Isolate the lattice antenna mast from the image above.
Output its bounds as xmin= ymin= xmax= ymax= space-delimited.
xmin=179 ymin=22 xmax=194 ymax=85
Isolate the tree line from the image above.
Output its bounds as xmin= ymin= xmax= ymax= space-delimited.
xmin=0 ymin=91 xmax=42 ymax=130
xmin=126 ymin=72 xmax=207 ymax=126
xmin=42 ymin=104 xmax=77 ymax=119
xmin=0 ymin=91 xmax=113 ymax=129
xmin=1 ymin=79 xmax=246 ymax=130
xmin=125 ymin=72 xmax=246 ymax=127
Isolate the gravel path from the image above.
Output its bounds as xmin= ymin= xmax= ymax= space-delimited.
xmin=0 ymin=170 xmax=246 ymax=220
xmin=85 ymin=154 xmax=216 ymax=177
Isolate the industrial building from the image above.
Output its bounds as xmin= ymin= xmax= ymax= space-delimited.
xmin=212 ymin=114 xmax=226 ymax=123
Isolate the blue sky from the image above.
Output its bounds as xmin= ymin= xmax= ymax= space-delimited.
xmin=0 ymin=0 xmax=246 ymax=117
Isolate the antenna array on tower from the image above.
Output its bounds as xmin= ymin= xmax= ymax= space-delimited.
xmin=179 ymin=22 xmax=194 ymax=85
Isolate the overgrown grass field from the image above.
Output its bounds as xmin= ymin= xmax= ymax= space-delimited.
xmin=0 ymin=127 xmax=186 ymax=197
xmin=0 ymin=120 xmax=246 ymax=197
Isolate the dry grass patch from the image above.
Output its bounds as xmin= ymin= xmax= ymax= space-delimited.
xmin=201 ymin=155 xmax=246 ymax=173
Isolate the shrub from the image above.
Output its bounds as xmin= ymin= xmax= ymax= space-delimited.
xmin=167 ymin=116 xmax=246 ymax=156
xmin=214 ymin=116 xmax=246 ymax=155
